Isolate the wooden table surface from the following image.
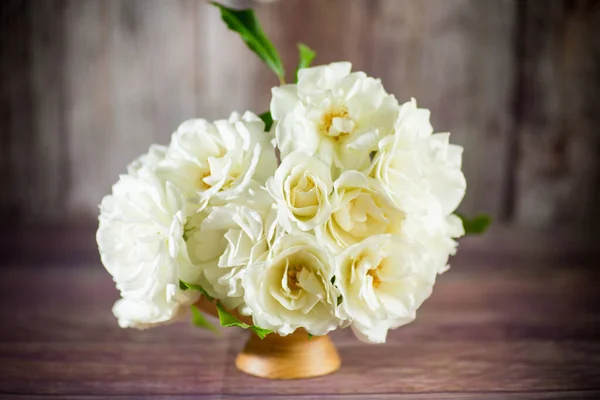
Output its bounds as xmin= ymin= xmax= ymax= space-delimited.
xmin=1 ymin=234 xmax=599 ymax=399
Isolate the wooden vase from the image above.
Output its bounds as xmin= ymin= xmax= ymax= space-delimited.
xmin=195 ymin=296 xmax=341 ymax=380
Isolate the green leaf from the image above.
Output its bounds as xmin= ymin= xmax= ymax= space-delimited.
xmin=179 ymin=280 xmax=214 ymax=301
xmin=216 ymin=303 xmax=251 ymax=329
xmin=258 ymin=111 xmax=273 ymax=132
xmin=190 ymin=305 xmax=220 ymax=334
xmin=250 ymin=326 xmax=272 ymax=340
xmin=295 ymin=43 xmax=316 ymax=82
xmin=216 ymin=303 xmax=272 ymax=339
xmin=456 ymin=213 xmax=492 ymax=235
xmin=308 ymin=332 xmax=313 ymax=340
xmin=181 ymin=280 xmax=273 ymax=339
xmin=211 ymin=2 xmax=285 ymax=82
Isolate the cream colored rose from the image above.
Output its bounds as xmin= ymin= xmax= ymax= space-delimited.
xmin=316 ymin=171 xmax=404 ymax=253
xmin=266 ymin=150 xmax=333 ymax=233
xmin=271 ymin=62 xmax=399 ymax=174
xmin=184 ymin=200 xmax=272 ymax=313
xmin=335 ymin=234 xmax=436 ymax=343
xmin=159 ymin=111 xmax=277 ymax=212
xmin=370 ymin=99 xmax=467 ymax=272
xmin=242 ymin=233 xmax=343 ymax=336
xmin=97 ymin=158 xmax=201 ymax=329
xmin=126 ymin=144 xmax=167 ymax=175
xmin=371 ymin=99 xmax=466 ymax=216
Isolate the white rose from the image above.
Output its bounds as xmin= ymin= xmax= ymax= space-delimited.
xmin=370 ymin=99 xmax=467 ymax=272
xmin=271 ymin=62 xmax=399 ymax=173
xmin=127 ymin=144 xmax=167 ymax=175
xmin=316 ymin=170 xmax=404 ymax=253
xmin=242 ymin=233 xmax=343 ymax=336
xmin=400 ymin=209 xmax=465 ymax=275
xmin=97 ymin=158 xmax=201 ymax=329
xmin=371 ymin=99 xmax=466 ymax=216
xmin=266 ymin=150 xmax=333 ymax=232
xmin=159 ymin=111 xmax=277 ymax=211
xmin=335 ymin=234 xmax=436 ymax=343
xmin=184 ymin=200 xmax=272 ymax=313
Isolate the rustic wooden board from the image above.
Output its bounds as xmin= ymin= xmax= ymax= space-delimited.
xmin=29 ymin=0 xmax=69 ymax=221
xmin=3 ymin=0 xmax=600 ymax=230
xmin=0 ymin=253 xmax=598 ymax=398
xmin=64 ymin=0 xmax=113 ymax=219
xmin=361 ymin=0 xmax=516 ymax=218
xmin=4 ymin=393 xmax=600 ymax=400
xmin=1 ymin=0 xmax=520 ymax=224
xmin=515 ymin=1 xmax=600 ymax=230
xmin=66 ymin=0 xmax=200 ymax=217
xmin=0 ymin=0 xmax=34 ymax=223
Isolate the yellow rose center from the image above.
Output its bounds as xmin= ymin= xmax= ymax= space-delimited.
xmin=198 ymin=170 xmax=212 ymax=189
xmin=320 ymin=106 xmax=352 ymax=140
xmin=197 ymin=147 xmax=239 ymax=190
xmin=221 ymin=171 xmax=239 ymax=189
xmin=289 ymin=174 xmax=321 ymax=218
xmin=367 ymin=267 xmax=381 ymax=289
xmin=287 ymin=264 xmax=303 ymax=290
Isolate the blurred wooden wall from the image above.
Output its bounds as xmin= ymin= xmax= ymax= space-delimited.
xmin=1 ymin=0 xmax=599 ymax=232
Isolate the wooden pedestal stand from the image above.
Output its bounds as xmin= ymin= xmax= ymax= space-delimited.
xmin=195 ymin=296 xmax=341 ymax=379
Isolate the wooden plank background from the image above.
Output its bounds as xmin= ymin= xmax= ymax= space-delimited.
xmin=1 ymin=0 xmax=599 ymax=233
xmin=1 ymin=252 xmax=599 ymax=398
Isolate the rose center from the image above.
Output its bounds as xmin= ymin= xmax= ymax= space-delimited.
xmin=319 ymin=106 xmax=353 ymax=140
xmin=287 ymin=264 xmax=303 ymax=290
xmin=289 ymin=175 xmax=319 ymax=211
xmin=297 ymin=174 xmax=316 ymax=192
xmin=198 ymin=170 xmax=212 ymax=189
xmin=221 ymin=170 xmax=239 ymax=189
xmin=198 ymin=147 xmax=239 ymax=190
xmin=367 ymin=266 xmax=382 ymax=289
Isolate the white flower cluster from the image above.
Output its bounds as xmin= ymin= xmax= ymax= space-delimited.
xmin=97 ymin=62 xmax=466 ymax=343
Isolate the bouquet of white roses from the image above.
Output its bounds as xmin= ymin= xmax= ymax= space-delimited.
xmin=97 ymin=3 xmax=487 ymax=344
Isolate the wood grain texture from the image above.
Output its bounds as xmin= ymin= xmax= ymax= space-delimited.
xmin=30 ymin=0 xmax=69 ymax=222
xmin=66 ymin=0 xmax=199 ymax=217
xmin=515 ymin=0 xmax=600 ymax=231
xmin=0 ymin=252 xmax=598 ymax=398
xmin=235 ymin=330 xmax=341 ymax=379
xmin=366 ymin=0 xmax=516 ymax=218
xmin=3 ymin=0 xmax=600 ymax=230
xmin=63 ymin=0 xmax=112 ymax=220
xmin=0 ymin=0 xmax=524 ymax=225
xmin=0 ymin=0 xmax=34 ymax=223
xmin=4 ymin=393 xmax=600 ymax=400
